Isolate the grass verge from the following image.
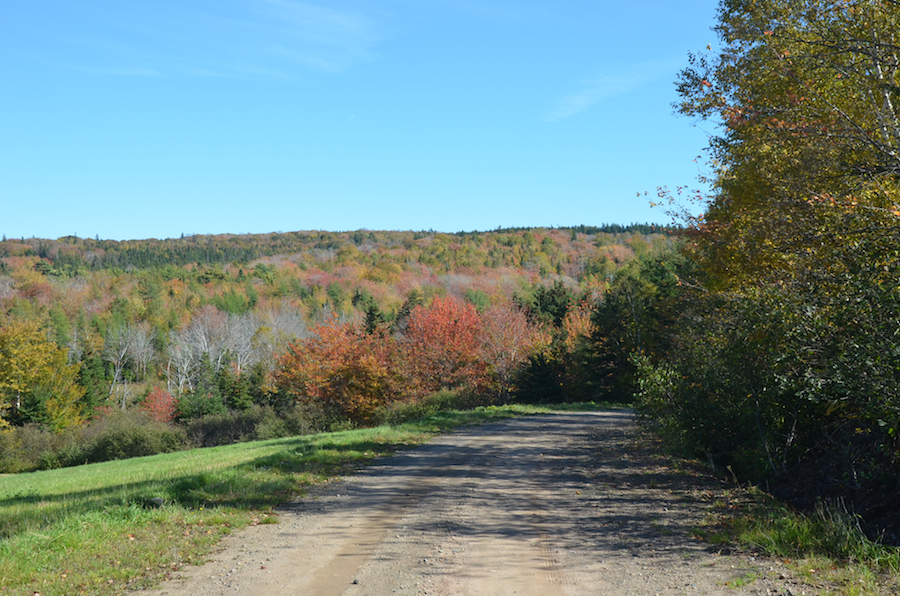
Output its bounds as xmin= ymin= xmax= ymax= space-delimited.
xmin=0 ymin=403 xmax=611 ymax=596
xmin=693 ymin=486 xmax=900 ymax=595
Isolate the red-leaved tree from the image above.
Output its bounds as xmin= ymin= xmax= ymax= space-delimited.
xmin=402 ymin=296 xmax=485 ymax=396
xmin=478 ymin=303 xmax=549 ymax=400
xmin=140 ymin=387 xmax=177 ymax=424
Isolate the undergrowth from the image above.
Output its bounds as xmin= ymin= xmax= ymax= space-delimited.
xmin=696 ymin=487 xmax=900 ymax=595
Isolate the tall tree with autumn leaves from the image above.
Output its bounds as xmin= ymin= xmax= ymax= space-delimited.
xmin=275 ymin=316 xmax=402 ymax=424
xmin=275 ymin=297 xmax=549 ymax=424
xmin=637 ymin=0 xmax=900 ymax=532
xmin=0 ymin=317 xmax=84 ymax=430
xmin=676 ymin=0 xmax=900 ymax=282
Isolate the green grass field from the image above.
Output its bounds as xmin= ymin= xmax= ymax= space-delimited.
xmin=0 ymin=404 xmax=575 ymax=596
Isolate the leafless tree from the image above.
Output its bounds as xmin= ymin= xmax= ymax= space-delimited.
xmin=66 ymin=325 xmax=83 ymax=364
xmin=104 ymin=324 xmax=135 ymax=409
xmin=227 ymin=312 xmax=259 ymax=376
xmin=182 ymin=305 xmax=229 ymax=372
xmin=252 ymin=304 xmax=310 ymax=374
xmin=163 ymin=304 xmax=310 ymax=395
xmin=127 ymin=322 xmax=155 ymax=382
xmin=165 ymin=328 xmax=198 ymax=395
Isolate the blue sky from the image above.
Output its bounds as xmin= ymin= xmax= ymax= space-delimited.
xmin=1 ymin=1 xmax=720 ymax=241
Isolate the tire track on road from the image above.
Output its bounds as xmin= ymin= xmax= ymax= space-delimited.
xmin=140 ymin=411 xmax=802 ymax=596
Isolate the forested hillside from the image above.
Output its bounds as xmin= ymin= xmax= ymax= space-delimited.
xmin=6 ymin=0 xmax=900 ymax=555
xmin=0 ymin=224 xmax=661 ymax=275
xmin=0 ymin=224 xmax=672 ymax=471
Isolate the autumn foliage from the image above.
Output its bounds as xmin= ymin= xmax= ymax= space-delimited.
xmin=276 ymin=317 xmax=403 ymax=424
xmin=0 ymin=226 xmax=663 ymax=473
xmin=0 ymin=317 xmax=84 ymax=430
xmin=403 ymin=297 xmax=485 ymax=396
xmin=477 ymin=304 xmax=550 ymax=399
xmin=616 ymin=0 xmax=900 ymax=540
xmin=139 ymin=387 xmax=178 ymax=424
xmin=276 ymin=298 xmax=548 ymax=422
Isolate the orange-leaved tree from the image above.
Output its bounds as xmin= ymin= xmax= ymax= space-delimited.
xmin=561 ymin=297 xmax=596 ymax=353
xmin=275 ymin=317 xmax=402 ymax=424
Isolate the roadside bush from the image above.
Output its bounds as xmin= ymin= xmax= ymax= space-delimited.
xmin=633 ymin=291 xmax=800 ymax=479
xmin=253 ymin=405 xmax=318 ymax=440
xmin=184 ymin=407 xmax=270 ymax=448
xmin=185 ymin=405 xmax=317 ymax=447
xmin=74 ymin=410 xmax=187 ymax=464
xmin=373 ymin=389 xmax=478 ymax=426
xmin=0 ymin=424 xmax=80 ymax=472
xmin=514 ymin=351 xmax=569 ymax=404
xmin=633 ymin=263 xmax=900 ymax=542
xmin=0 ymin=430 xmax=24 ymax=473
xmin=0 ymin=405 xmax=322 ymax=473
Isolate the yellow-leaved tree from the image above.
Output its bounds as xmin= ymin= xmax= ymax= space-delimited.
xmin=0 ymin=317 xmax=85 ymax=430
xmin=636 ymin=0 xmax=900 ymax=511
xmin=676 ymin=0 xmax=900 ymax=285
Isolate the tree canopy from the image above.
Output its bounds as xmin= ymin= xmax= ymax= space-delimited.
xmin=0 ymin=317 xmax=84 ymax=429
xmin=633 ymin=0 xmax=900 ymax=538
xmin=677 ymin=0 xmax=900 ymax=284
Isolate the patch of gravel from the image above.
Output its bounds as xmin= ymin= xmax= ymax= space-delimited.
xmin=137 ymin=411 xmax=817 ymax=596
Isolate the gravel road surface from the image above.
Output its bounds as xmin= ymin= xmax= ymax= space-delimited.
xmin=139 ymin=411 xmax=808 ymax=596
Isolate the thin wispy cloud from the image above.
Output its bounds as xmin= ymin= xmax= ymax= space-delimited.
xmin=391 ymin=0 xmax=553 ymax=24
xmin=43 ymin=0 xmax=386 ymax=79
xmin=252 ymin=0 xmax=383 ymax=69
xmin=416 ymin=0 xmax=519 ymax=21
xmin=257 ymin=0 xmax=377 ymax=41
xmin=546 ymin=60 xmax=679 ymax=121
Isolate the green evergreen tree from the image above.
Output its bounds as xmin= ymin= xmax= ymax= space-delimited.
xmin=177 ymin=355 xmax=227 ymax=420
xmin=77 ymin=352 xmax=108 ymax=417
xmin=218 ymin=364 xmax=253 ymax=410
xmin=393 ymin=288 xmax=424 ymax=333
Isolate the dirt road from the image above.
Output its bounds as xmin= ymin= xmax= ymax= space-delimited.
xmin=140 ymin=411 xmax=805 ymax=596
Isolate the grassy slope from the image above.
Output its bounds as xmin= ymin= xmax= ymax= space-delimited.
xmin=0 ymin=405 xmax=584 ymax=596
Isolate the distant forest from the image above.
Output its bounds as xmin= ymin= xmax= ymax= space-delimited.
xmin=0 ymin=224 xmax=668 ymax=274
xmin=0 ymin=224 xmax=676 ymax=459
